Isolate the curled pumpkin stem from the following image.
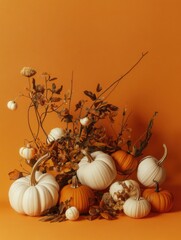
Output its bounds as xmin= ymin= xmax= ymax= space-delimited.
xmin=153 ymin=180 xmax=160 ymax=192
xmin=135 ymin=187 xmax=141 ymax=201
xmin=157 ymin=144 xmax=167 ymax=166
xmin=71 ymin=175 xmax=79 ymax=188
xmin=81 ymin=149 xmax=94 ymax=163
xmin=30 ymin=152 xmax=51 ymax=186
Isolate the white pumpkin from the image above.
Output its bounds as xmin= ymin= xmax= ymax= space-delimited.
xmin=8 ymin=153 xmax=59 ymax=216
xmin=7 ymin=100 xmax=17 ymax=111
xmin=19 ymin=144 xmax=36 ymax=161
xmin=47 ymin=127 xmax=64 ymax=143
xmin=77 ymin=150 xmax=117 ymax=190
xmin=65 ymin=206 xmax=79 ymax=221
xmin=109 ymin=179 xmax=140 ymax=202
xmin=137 ymin=144 xmax=167 ymax=187
xmin=123 ymin=196 xmax=151 ymax=218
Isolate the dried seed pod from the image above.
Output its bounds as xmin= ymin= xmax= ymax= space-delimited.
xmin=20 ymin=67 xmax=36 ymax=77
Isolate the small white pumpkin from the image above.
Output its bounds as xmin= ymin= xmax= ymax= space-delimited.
xmin=47 ymin=127 xmax=64 ymax=144
xmin=77 ymin=150 xmax=117 ymax=190
xmin=8 ymin=153 xmax=59 ymax=216
xmin=65 ymin=206 xmax=80 ymax=221
xmin=109 ymin=179 xmax=140 ymax=202
xmin=123 ymin=196 xmax=151 ymax=218
xmin=137 ymin=144 xmax=167 ymax=187
xmin=7 ymin=100 xmax=17 ymax=111
xmin=19 ymin=144 xmax=36 ymax=161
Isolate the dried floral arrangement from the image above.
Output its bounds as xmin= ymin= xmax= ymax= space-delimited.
xmin=7 ymin=52 xmax=174 ymax=222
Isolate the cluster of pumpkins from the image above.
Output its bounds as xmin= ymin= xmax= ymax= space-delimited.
xmin=8 ymin=136 xmax=174 ymax=221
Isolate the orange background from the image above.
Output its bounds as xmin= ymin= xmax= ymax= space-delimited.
xmin=0 ymin=0 xmax=181 ymax=239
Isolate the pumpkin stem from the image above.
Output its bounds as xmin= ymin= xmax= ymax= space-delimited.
xmin=81 ymin=149 xmax=94 ymax=163
xmin=30 ymin=152 xmax=51 ymax=186
xmin=71 ymin=175 xmax=79 ymax=188
xmin=157 ymin=144 xmax=167 ymax=166
xmin=134 ymin=187 xmax=141 ymax=201
xmin=153 ymin=180 xmax=160 ymax=192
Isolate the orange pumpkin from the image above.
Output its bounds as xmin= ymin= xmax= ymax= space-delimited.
xmin=111 ymin=150 xmax=138 ymax=175
xmin=142 ymin=180 xmax=174 ymax=213
xmin=60 ymin=176 xmax=95 ymax=214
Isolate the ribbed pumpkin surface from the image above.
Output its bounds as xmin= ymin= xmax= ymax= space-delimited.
xmin=112 ymin=150 xmax=138 ymax=174
xmin=60 ymin=184 xmax=95 ymax=214
xmin=143 ymin=188 xmax=174 ymax=213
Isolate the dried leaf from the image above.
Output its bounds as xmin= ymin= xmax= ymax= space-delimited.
xmin=52 ymin=83 xmax=56 ymax=92
xmin=108 ymin=104 xmax=119 ymax=111
xmin=93 ymin=100 xmax=103 ymax=108
xmin=100 ymin=212 xmax=115 ymax=220
xmin=62 ymin=167 xmax=72 ymax=173
xmin=92 ymin=142 xmax=107 ymax=147
xmin=39 ymin=215 xmax=58 ymax=222
xmin=56 ymin=85 xmax=63 ymax=94
xmin=75 ymin=100 xmax=83 ymax=111
xmin=89 ymin=206 xmax=100 ymax=216
xmin=50 ymin=215 xmax=66 ymax=223
xmin=49 ymin=77 xmax=58 ymax=81
xmin=62 ymin=114 xmax=73 ymax=123
xmin=84 ymin=90 xmax=96 ymax=101
xmin=86 ymin=215 xmax=99 ymax=221
xmin=96 ymin=83 xmax=102 ymax=92
xmin=50 ymin=97 xmax=61 ymax=102
xmin=8 ymin=169 xmax=23 ymax=180
xmin=59 ymin=202 xmax=66 ymax=215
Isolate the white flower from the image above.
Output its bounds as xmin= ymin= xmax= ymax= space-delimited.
xmin=20 ymin=67 xmax=36 ymax=77
xmin=80 ymin=117 xmax=91 ymax=126
xmin=7 ymin=100 xmax=17 ymax=111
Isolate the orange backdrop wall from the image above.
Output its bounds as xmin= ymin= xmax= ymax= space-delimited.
xmin=0 ymin=0 xmax=181 ymax=239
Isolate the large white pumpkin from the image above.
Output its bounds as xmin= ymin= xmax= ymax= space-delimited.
xmin=77 ymin=151 xmax=117 ymax=190
xmin=137 ymin=144 xmax=167 ymax=187
xmin=8 ymin=153 xmax=59 ymax=216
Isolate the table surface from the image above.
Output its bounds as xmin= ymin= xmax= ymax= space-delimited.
xmin=1 ymin=197 xmax=181 ymax=240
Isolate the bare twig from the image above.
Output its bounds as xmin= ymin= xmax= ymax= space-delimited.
xmin=97 ymin=52 xmax=148 ymax=101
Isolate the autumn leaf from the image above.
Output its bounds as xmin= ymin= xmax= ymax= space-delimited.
xmin=8 ymin=169 xmax=23 ymax=180
xmin=96 ymin=83 xmax=102 ymax=92
xmin=50 ymin=97 xmax=61 ymax=102
xmin=52 ymin=83 xmax=56 ymax=92
xmin=49 ymin=77 xmax=58 ymax=81
xmin=55 ymin=85 xmax=63 ymax=94
xmin=84 ymin=90 xmax=96 ymax=101
xmin=100 ymin=212 xmax=115 ymax=220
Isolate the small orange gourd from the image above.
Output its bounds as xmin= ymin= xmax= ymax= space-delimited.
xmin=142 ymin=180 xmax=174 ymax=213
xmin=60 ymin=176 xmax=95 ymax=214
xmin=111 ymin=150 xmax=138 ymax=174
